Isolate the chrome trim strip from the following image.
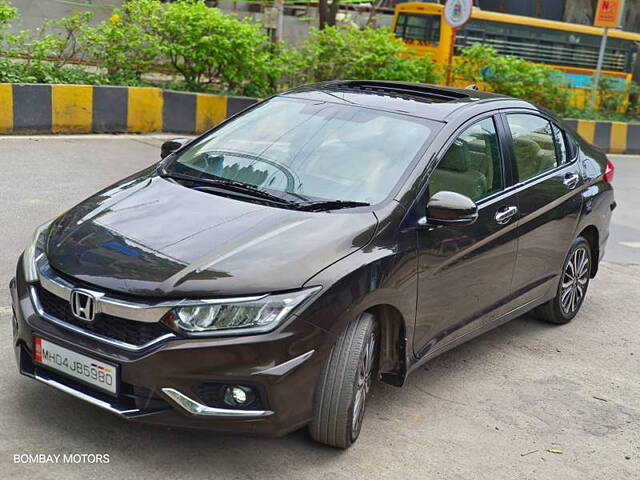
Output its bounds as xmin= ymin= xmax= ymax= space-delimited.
xmin=38 ymin=261 xmax=73 ymax=302
xmin=34 ymin=372 xmax=141 ymax=417
xmin=161 ymin=388 xmax=274 ymax=418
xmin=29 ymin=286 xmax=176 ymax=352
xmin=36 ymin=256 xmax=267 ymax=323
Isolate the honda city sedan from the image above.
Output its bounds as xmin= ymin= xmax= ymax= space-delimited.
xmin=10 ymin=81 xmax=615 ymax=448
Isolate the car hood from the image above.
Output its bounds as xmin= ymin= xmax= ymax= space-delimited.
xmin=45 ymin=169 xmax=378 ymax=297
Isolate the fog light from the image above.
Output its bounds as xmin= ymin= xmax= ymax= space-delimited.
xmin=223 ymin=385 xmax=255 ymax=407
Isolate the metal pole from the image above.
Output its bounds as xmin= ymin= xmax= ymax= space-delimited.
xmin=591 ymin=26 xmax=609 ymax=110
xmin=446 ymin=28 xmax=457 ymax=86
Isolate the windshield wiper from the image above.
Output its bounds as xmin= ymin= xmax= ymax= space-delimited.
xmin=294 ymin=200 xmax=370 ymax=211
xmin=160 ymin=170 xmax=369 ymax=211
xmin=160 ymin=171 xmax=297 ymax=206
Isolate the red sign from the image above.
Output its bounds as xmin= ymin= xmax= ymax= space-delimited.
xmin=594 ymin=0 xmax=624 ymax=28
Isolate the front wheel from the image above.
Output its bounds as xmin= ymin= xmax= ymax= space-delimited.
xmin=309 ymin=313 xmax=377 ymax=448
xmin=535 ymin=236 xmax=592 ymax=324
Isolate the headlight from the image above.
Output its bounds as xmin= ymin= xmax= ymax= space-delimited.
xmin=169 ymin=287 xmax=321 ymax=336
xmin=23 ymin=220 xmax=52 ymax=283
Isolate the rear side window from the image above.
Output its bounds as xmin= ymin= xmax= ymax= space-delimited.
xmin=506 ymin=114 xmax=559 ymax=182
xmin=564 ymin=130 xmax=579 ymax=159
xmin=430 ymin=117 xmax=503 ymax=202
xmin=552 ymin=124 xmax=567 ymax=164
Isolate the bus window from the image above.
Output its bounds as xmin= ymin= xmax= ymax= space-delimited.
xmin=455 ymin=19 xmax=637 ymax=73
xmin=394 ymin=13 xmax=441 ymax=46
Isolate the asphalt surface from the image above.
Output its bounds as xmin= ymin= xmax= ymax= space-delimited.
xmin=0 ymin=136 xmax=638 ymax=480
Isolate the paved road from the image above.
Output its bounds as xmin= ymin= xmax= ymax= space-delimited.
xmin=0 ymin=137 xmax=638 ymax=480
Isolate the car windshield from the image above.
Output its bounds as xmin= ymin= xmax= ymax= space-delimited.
xmin=166 ymin=96 xmax=438 ymax=204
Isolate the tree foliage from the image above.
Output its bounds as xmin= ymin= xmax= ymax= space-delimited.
xmin=453 ymin=44 xmax=573 ymax=114
xmin=83 ymin=0 xmax=162 ymax=84
xmin=280 ymin=26 xmax=442 ymax=88
xmin=142 ymin=0 xmax=278 ymax=95
xmin=0 ymin=0 xmax=15 ymax=29
xmin=1 ymin=0 xmax=634 ymax=120
xmin=83 ymin=0 xmax=278 ymax=95
xmin=0 ymin=7 xmax=100 ymax=84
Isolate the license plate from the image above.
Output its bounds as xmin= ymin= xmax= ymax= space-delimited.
xmin=34 ymin=337 xmax=118 ymax=395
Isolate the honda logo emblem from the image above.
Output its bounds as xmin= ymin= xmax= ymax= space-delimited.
xmin=70 ymin=290 xmax=97 ymax=322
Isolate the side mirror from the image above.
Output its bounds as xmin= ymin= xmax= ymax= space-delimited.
xmin=423 ymin=191 xmax=478 ymax=226
xmin=160 ymin=138 xmax=190 ymax=159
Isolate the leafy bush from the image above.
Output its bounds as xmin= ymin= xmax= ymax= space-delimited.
xmin=0 ymin=7 xmax=100 ymax=84
xmin=141 ymin=0 xmax=278 ymax=96
xmin=82 ymin=0 xmax=278 ymax=95
xmin=82 ymin=0 xmax=162 ymax=84
xmin=0 ymin=0 xmax=15 ymax=29
xmin=280 ymin=26 xmax=442 ymax=88
xmin=0 ymin=0 xmax=634 ymax=122
xmin=453 ymin=44 xmax=573 ymax=114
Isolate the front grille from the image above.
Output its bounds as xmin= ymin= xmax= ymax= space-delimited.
xmin=36 ymin=286 xmax=173 ymax=347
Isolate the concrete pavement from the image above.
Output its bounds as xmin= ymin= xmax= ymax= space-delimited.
xmin=0 ymin=136 xmax=638 ymax=479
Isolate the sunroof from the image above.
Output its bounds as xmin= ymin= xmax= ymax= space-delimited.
xmin=326 ymin=81 xmax=470 ymax=103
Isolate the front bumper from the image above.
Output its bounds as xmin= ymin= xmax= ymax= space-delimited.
xmin=9 ymin=264 xmax=331 ymax=436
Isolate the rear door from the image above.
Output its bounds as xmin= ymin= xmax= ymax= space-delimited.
xmin=501 ymin=111 xmax=583 ymax=306
xmin=413 ymin=114 xmax=519 ymax=358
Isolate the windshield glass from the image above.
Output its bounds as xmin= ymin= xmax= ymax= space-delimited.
xmin=167 ymin=97 xmax=438 ymax=204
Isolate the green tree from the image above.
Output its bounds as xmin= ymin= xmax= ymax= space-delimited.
xmin=0 ymin=8 xmax=100 ymax=84
xmin=280 ymin=26 xmax=442 ymax=88
xmin=141 ymin=0 xmax=278 ymax=96
xmin=454 ymin=44 xmax=573 ymax=114
xmin=0 ymin=0 xmax=15 ymax=28
xmin=82 ymin=0 xmax=162 ymax=84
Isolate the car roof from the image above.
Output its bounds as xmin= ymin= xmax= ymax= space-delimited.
xmin=280 ymin=80 xmax=535 ymax=122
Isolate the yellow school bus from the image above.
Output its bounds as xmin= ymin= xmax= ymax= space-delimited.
xmin=392 ymin=2 xmax=640 ymax=93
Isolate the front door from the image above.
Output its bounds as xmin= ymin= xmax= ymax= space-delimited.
xmin=414 ymin=115 xmax=518 ymax=358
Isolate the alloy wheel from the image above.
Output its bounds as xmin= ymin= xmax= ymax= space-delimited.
xmin=352 ymin=332 xmax=376 ymax=438
xmin=560 ymin=246 xmax=590 ymax=315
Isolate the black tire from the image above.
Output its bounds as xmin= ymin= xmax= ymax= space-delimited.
xmin=309 ymin=313 xmax=377 ymax=449
xmin=535 ymin=236 xmax=592 ymax=325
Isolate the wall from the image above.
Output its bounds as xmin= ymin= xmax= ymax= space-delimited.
xmin=1 ymin=82 xmax=637 ymax=155
xmin=0 ymin=83 xmax=257 ymax=134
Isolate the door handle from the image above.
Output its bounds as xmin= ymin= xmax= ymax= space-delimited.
xmin=495 ymin=206 xmax=518 ymax=224
xmin=563 ymin=173 xmax=580 ymax=189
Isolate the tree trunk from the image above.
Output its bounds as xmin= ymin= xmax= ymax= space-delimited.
xmin=318 ymin=0 xmax=340 ymax=29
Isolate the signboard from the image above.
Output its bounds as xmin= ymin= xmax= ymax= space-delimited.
xmin=443 ymin=0 xmax=473 ymax=29
xmin=263 ymin=6 xmax=278 ymax=30
xmin=594 ymin=0 xmax=625 ymax=28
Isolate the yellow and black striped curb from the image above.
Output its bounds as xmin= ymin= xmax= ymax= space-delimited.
xmin=564 ymin=118 xmax=640 ymax=154
xmin=0 ymin=84 xmax=257 ymax=135
xmin=1 ymin=83 xmax=638 ymax=155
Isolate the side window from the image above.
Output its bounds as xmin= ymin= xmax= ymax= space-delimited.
xmin=395 ymin=13 xmax=441 ymax=45
xmin=565 ymin=130 xmax=579 ymax=159
xmin=506 ymin=114 xmax=559 ymax=182
xmin=430 ymin=117 xmax=503 ymax=202
xmin=552 ymin=124 xmax=567 ymax=165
